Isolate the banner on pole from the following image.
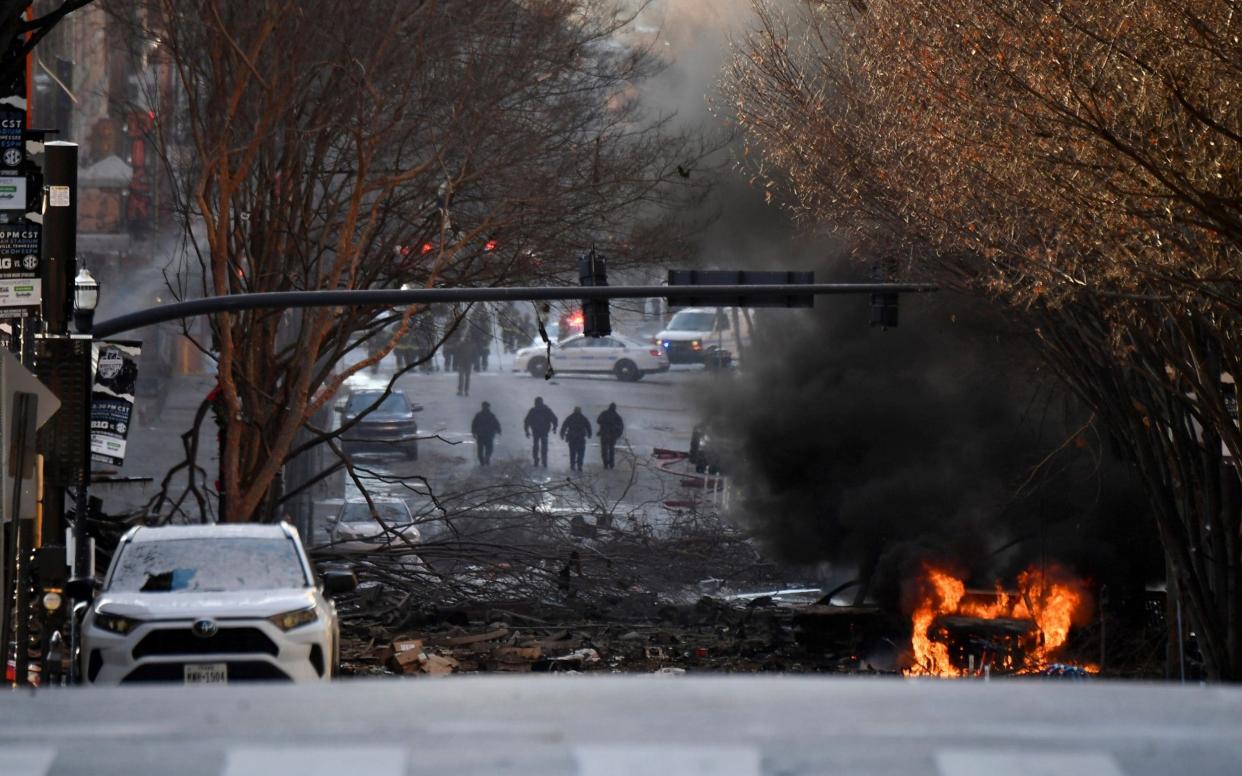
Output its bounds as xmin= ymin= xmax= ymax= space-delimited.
xmin=89 ymin=340 xmax=141 ymax=466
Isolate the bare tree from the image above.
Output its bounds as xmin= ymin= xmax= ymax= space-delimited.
xmin=130 ymin=0 xmax=701 ymax=523
xmin=726 ymin=0 xmax=1242 ymax=678
xmin=0 ymin=1 xmax=96 ymax=88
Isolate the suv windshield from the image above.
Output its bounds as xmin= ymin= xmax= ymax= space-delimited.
xmin=347 ymin=392 xmax=409 ymax=414
xmin=340 ymin=502 xmax=411 ymax=524
xmin=666 ymin=311 xmax=715 ymax=332
xmin=107 ymin=537 xmax=308 ymax=593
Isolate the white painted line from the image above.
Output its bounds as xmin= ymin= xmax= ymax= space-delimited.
xmin=574 ymin=745 xmax=761 ymax=776
xmin=937 ymin=749 xmax=1125 ymax=776
xmin=222 ymin=746 xmax=406 ymax=776
xmin=2 ymin=748 xmax=56 ymax=776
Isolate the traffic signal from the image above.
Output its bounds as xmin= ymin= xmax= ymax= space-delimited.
xmin=665 ymin=269 xmax=815 ymax=308
xmin=578 ymin=249 xmax=610 ymax=337
xmin=870 ymin=292 xmax=899 ymax=329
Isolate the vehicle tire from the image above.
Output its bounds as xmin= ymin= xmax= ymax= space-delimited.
xmin=614 ymin=360 xmax=640 ymax=382
xmin=528 ymin=357 xmax=547 ymax=378
xmin=404 ymin=441 xmax=418 ymax=461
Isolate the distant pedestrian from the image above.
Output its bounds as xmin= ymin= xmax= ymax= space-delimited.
xmin=455 ymin=340 xmax=475 ymax=396
xmin=415 ymin=314 xmax=437 ymax=372
xmin=596 ymin=402 xmax=624 ymax=469
xmin=469 ymin=307 xmax=491 ymax=371
xmin=443 ymin=308 xmax=463 ymax=372
xmin=471 ymin=401 xmax=501 ymax=465
xmin=443 ymin=334 xmax=456 ymax=372
xmin=560 ymin=406 xmax=592 ymax=472
xmin=394 ymin=327 xmax=418 ymax=372
xmin=517 ymin=313 xmax=534 ymax=347
xmin=524 ymin=397 xmax=559 ymax=467
xmin=367 ymin=331 xmax=385 ymax=373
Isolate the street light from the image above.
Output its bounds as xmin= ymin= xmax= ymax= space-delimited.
xmin=73 ymin=268 xmax=99 ymax=334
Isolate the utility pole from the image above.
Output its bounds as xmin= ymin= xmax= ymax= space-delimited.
xmin=36 ymin=141 xmax=77 ymax=549
xmin=29 ymin=141 xmax=85 ymax=685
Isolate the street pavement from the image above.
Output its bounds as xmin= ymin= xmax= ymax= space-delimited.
xmin=3 ymin=676 xmax=1241 ymax=775
xmin=87 ymin=341 xmax=718 ymax=526
xmin=337 ymin=346 xmax=715 ymax=524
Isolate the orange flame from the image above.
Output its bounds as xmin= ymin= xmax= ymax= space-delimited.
xmin=905 ymin=563 xmax=1092 ymax=677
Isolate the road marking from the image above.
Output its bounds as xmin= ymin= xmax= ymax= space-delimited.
xmin=936 ymin=749 xmax=1125 ymax=776
xmin=222 ymin=746 xmax=406 ymax=776
xmin=574 ymin=745 xmax=761 ymax=776
xmin=2 ymin=748 xmax=56 ymax=776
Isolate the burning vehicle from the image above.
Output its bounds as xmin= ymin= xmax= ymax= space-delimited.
xmin=904 ymin=564 xmax=1095 ymax=677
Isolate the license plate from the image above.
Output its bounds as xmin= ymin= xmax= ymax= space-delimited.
xmin=184 ymin=662 xmax=227 ymax=685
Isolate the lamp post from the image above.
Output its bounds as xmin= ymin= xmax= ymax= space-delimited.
xmin=66 ymin=267 xmax=99 ymax=683
xmin=73 ymin=269 xmax=99 ymax=335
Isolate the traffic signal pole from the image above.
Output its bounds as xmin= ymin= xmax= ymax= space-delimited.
xmin=91 ymin=283 xmax=938 ymax=339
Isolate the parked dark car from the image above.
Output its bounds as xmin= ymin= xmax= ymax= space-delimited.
xmin=337 ymin=389 xmax=421 ymax=459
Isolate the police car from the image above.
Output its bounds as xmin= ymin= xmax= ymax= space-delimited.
xmin=513 ymin=333 xmax=669 ymax=381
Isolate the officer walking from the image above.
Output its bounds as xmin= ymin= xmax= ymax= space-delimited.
xmin=394 ymin=327 xmax=418 ymax=372
xmin=523 ymin=397 xmax=558 ymax=468
xmin=455 ymin=338 xmax=475 ymax=396
xmin=471 ymin=401 xmax=502 ymax=465
xmin=469 ymin=307 xmax=492 ymax=371
xmin=596 ymin=402 xmax=624 ymax=469
xmin=560 ymin=406 xmax=592 ymax=472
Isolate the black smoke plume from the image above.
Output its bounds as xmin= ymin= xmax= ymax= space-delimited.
xmin=697 ymin=271 xmax=1160 ymax=609
xmin=633 ymin=0 xmax=1159 ymax=607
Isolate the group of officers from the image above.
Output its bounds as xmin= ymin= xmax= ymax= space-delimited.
xmin=386 ymin=305 xmax=539 ymax=398
xmin=469 ymin=398 xmax=625 ymax=471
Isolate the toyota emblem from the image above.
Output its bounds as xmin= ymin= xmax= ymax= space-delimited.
xmin=191 ymin=618 xmax=219 ymax=638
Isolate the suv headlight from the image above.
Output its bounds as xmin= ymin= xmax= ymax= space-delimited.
xmin=268 ymin=606 xmax=319 ymax=631
xmin=94 ymin=611 xmax=143 ymax=634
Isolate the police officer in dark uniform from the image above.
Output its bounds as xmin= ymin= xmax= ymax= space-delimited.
xmin=596 ymin=402 xmax=624 ymax=469
xmin=471 ymin=401 xmax=502 ymax=465
xmin=523 ymin=397 xmax=558 ymax=468
xmin=560 ymin=406 xmax=592 ymax=472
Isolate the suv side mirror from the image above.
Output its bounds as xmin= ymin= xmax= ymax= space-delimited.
xmin=322 ymin=569 xmax=357 ymax=596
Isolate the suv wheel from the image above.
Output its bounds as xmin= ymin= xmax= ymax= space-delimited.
xmin=528 ymin=357 xmax=548 ymax=378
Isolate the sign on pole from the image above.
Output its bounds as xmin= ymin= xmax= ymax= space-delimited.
xmin=0 ymin=22 xmax=40 ymax=321
xmin=0 ymin=347 xmax=61 ymax=522
xmin=89 ymin=340 xmax=141 ymax=466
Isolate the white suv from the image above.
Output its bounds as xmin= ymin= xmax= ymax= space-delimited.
xmin=80 ymin=523 xmax=354 ymax=685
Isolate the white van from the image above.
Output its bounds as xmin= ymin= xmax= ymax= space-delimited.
xmin=654 ymin=307 xmax=752 ymax=364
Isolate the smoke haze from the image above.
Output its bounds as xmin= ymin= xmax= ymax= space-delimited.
xmin=637 ymin=2 xmax=1160 ymax=604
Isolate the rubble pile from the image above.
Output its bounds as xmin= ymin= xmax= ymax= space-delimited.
xmin=320 ymin=505 xmax=1123 ymax=678
xmin=339 ymin=593 xmax=903 ymax=677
